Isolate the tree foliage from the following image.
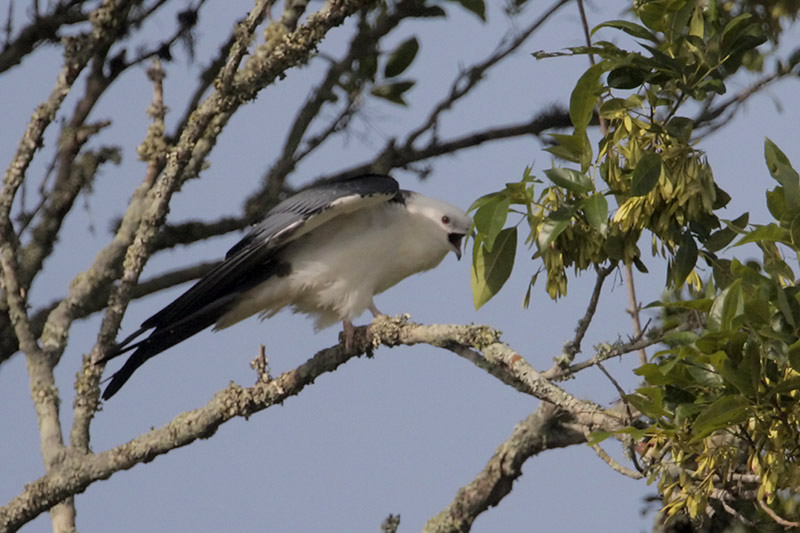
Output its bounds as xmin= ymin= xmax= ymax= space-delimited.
xmin=470 ymin=0 xmax=800 ymax=528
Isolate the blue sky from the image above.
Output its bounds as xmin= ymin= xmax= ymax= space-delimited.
xmin=2 ymin=1 xmax=799 ymax=531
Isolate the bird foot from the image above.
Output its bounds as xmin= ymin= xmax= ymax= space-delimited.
xmin=339 ymin=320 xmax=376 ymax=356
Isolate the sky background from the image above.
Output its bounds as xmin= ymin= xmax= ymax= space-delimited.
xmin=1 ymin=0 xmax=799 ymax=531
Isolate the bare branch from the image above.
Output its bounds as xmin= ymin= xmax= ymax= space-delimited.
xmin=423 ymin=403 xmax=586 ymax=533
xmin=623 ymin=263 xmax=648 ymax=366
xmin=758 ymin=498 xmax=800 ymax=529
xmin=588 ymin=441 xmax=644 ymax=480
xmin=695 ymin=65 xmax=789 ymax=134
xmin=321 ymin=108 xmax=570 ymax=180
xmin=553 ymin=263 xmax=615 ymax=369
xmin=0 ymin=317 xmax=625 ymax=531
xmin=405 ymin=0 xmax=570 ymax=148
xmin=443 ymin=342 xmax=531 ymax=395
xmin=247 ymin=4 xmax=410 ymax=215
xmin=542 ymin=332 xmax=661 ymax=380
xmin=0 ymin=0 xmax=88 ymax=74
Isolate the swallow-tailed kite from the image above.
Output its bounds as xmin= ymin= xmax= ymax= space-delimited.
xmin=97 ymin=174 xmax=472 ymax=399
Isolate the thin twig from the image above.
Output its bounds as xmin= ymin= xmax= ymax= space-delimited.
xmin=423 ymin=403 xmax=587 ymax=533
xmin=405 ymin=0 xmax=570 ymax=149
xmin=555 ymin=263 xmax=615 ymax=368
xmin=758 ymin=498 xmax=800 ymax=529
xmin=716 ymin=498 xmax=755 ymax=526
xmin=320 ymin=108 xmax=571 ymax=181
xmin=624 ymin=263 xmax=648 ymax=365
xmin=542 ymin=333 xmax=660 ymax=380
xmin=0 ymin=0 xmax=88 ymax=73
xmin=588 ymin=441 xmax=643 ymax=479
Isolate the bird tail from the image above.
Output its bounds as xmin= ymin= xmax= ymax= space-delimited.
xmin=100 ymin=298 xmax=235 ymax=400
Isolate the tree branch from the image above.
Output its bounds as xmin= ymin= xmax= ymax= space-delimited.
xmin=321 ymin=108 xmax=570 ymax=181
xmin=423 ymin=403 xmax=586 ymax=533
xmin=0 ymin=317 xmax=626 ymax=531
xmin=553 ymin=263 xmax=615 ymax=369
xmin=0 ymin=0 xmax=88 ymax=74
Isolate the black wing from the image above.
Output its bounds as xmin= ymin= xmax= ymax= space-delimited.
xmin=99 ymin=174 xmax=400 ymax=399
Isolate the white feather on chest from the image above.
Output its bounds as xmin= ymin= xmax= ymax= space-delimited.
xmin=216 ymin=201 xmax=450 ymax=330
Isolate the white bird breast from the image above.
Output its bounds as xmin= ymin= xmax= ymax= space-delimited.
xmin=216 ymin=200 xmax=453 ymax=331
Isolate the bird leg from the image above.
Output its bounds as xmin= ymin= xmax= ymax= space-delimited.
xmin=342 ymin=319 xmax=355 ymax=351
xmin=341 ymin=305 xmax=383 ymax=351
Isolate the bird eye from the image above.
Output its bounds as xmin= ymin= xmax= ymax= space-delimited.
xmin=441 ymin=215 xmax=450 ymax=225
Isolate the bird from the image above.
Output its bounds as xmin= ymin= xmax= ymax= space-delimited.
xmin=95 ymin=173 xmax=473 ymax=400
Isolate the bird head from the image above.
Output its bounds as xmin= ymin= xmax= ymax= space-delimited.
xmin=404 ymin=192 xmax=473 ymax=260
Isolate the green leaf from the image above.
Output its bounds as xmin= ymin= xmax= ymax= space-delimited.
xmin=689 ymin=5 xmax=704 ymax=38
xmin=582 ymin=193 xmax=608 ymax=233
xmin=591 ymin=20 xmax=658 ymax=41
xmin=469 ymin=190 xmax=509 ymax=213
xmin=371 ymin=81 xmax=415 ymax=105
xmin=672 ymin=231 xmax=697 ymax=287
xmin=607 ymin=66 xmax=647 ymax=90
xmin=765 ymin=138 xmax=800 ymax=210
xmin=637 ymin=2 xmax=665 ymax=31
xmin=635 ymin=364 xmax=673 ymax=386
xmin=652 ymin=298 xmax=713 ymax=312
xmin=633 ymin=255 xmax=648 ymax=273
xmin=733 ymin=223 xmax=788 ymax=247
xmin=776 ymin=283 xmax=797 ymax=328
xmin=789 ymin=213 xmax=800 ymax=248
xmin=770 ymin=376 xmax=800 ymax=395
xmin=384 ymin=37 xmax=419 ymax=78
xmin=707 ymin=279 xmax=743 ymax=332
xmin=696 ymin=77 xmax=726 ymax=96
xmin=713 ymin=184 xmax=732 ymax=209
xmin=766 ymin=187 xmax=786 ymax=221
xmin=543 ymin=168 xmax=593 ymax=194
xmin=716 ymin=346 xmax=759 ymax=396
xmin=471 ymin=227 xmax=516 ymax=309
xmin=631 ymin=152 xmax=662 ymax=196
xmin=720 ymin=14 xmax=753 ymax=53
xmin=545 ymin=133 xmax=590 ymax=166
xmin=450 ymin=0 xmax=485 ymax=20
xmin=703 ymin=213 xmax=748 ymax=252
xmin=696 ymin=331 xmax=729 ymax=355
xmin=663 ymin=331 xmax=698 ymax=346
xmin=599 ymin=98 xmax=637 ymax=119
xmin=665 ymin=0 xmax=693 ymax=42
xmin=473 ymin=196 xmax=510 ymax=252
xmin=570 ymin=62 xmax=607 ymax=136
xmin=587 ymin=426 xmax=650 ymax=446
xmin=537 ymin=206 xmax=575 ymax=249
xmin=687 ymin=362 xmax=724 ymax=388
xmin=690 ymin=396 xmax=750 ymax=441
xmin=788 ymin=339 xmax=800 ymax=373
xmin=603 ymin=232 xmax=626 ymax=261
xmin=522 ymin=272 xmax=539 ymax=309
xmin=625 ymin=388 xmax=671 ymax=419
xmin=666 ymin=116 xmax=694 ymax=143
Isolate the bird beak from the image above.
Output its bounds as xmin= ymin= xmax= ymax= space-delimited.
xmin=448 ymin=233 xmax=465 ymax=260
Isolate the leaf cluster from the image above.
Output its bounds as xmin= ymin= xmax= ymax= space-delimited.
xmin=471 ymin=0 xmax=773 ymax=305
xmin=469 ymin=1 xmax=800 ymax=525
xmin=589 ymin=139 xmax=800 ymax=526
